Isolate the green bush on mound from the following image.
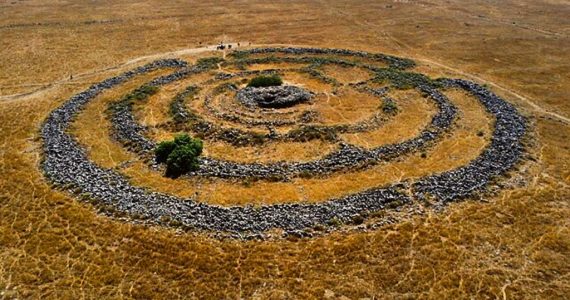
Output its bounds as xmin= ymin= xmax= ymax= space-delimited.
xmin=382 ymin=99 xmax=398 ymax=114
xmin=247 ymin=74 xmax=283 ymax=87
xmin=155 ymin=133 xmax=203 ymax=178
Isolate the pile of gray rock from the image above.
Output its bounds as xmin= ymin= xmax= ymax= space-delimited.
xmin=236 ymin=85 xmax=312 ymax=109
xmin=204 ymin=94 xmax=298 ymax=127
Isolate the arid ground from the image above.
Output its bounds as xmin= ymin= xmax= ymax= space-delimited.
xmin=0 ymin=0 xmax=569 ymax=299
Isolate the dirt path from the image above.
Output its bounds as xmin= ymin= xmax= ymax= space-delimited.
xmin=318 ymin=2 xmax=570 ymax=125
xmin=414 ymin=56 xmax=570 ymax=125
xmin=383 ymin=30 xmax=570 ymax=125
xmin=3 ymin=39 xmax=568 ymax=127
xmin=0 ymin=42 xmax=248 ymax=103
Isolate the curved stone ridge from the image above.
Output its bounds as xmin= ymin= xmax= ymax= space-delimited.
xmin=413 ymin=79 xmax=526 ymax=201
xmin=162 ymin=56 xmax=406 ymax=146
xmin=40 ymin=48 xmax=527 ymax=238
xmin=236 ymin=85 xmax=312 ymax=108
xmin=110 ymin=81 xmax=456 ymax=179
xmin=106 ymin=49 xmax=458 ymax=179
xmin=203 ymin=69 xmax=391 ymax=129
xmin=233 ymin=47 xmax=416 ymax=69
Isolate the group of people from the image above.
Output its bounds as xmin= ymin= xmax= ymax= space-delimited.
xmin=216 ymin=41 xmax=251 ymax=50
xmin=216 ymin=42 xmax=238 ymax=50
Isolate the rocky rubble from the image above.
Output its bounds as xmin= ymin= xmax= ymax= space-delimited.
xmin=163 ymin=57 xmax=405 ymax=145
xmin=40 ymin=59 xmax=409 ymax=236
xmin=203 ymin=94 xmax=299 ymax=127
xmin=105 ymin=52 xmax=457 ymax=179
xmin=204 ymin=77 xmax=392 ymax=131
xmin=110 ymin=61 xmax=398 ymax=150
xmin=412 ymin=79 xmax=526 ymax=202
xmin=110 ymin=101 xmax=156 ymax=153
xmin=40 ymin=49 xmax=527 ymax=237
xmin=236 ymin=85 xmax=312 ymax=109
xmin=109 ymin=78 xmax=456 ymax=179
xmin=235 ymin=47 xmax=416 ymax=69
xmin=170 ymin=85 xmax=198 ymax=123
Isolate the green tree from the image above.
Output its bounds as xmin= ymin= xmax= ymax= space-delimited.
xmin=155 ymin=140 xmax=176 ymax=163
xmin=155 ymin=133 xmax=203 ymax=178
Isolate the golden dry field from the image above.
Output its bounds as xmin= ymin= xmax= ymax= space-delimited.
xmin=1 ymin=0 xmax=569 ymax=299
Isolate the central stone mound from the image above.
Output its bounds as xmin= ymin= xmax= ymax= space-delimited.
xmin=236 ymin=85 xmax=312 ymax=109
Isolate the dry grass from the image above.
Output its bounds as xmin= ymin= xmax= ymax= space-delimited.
xmin=319 ymin=64 xmax=374 ymax=84
xmin=341 ymin=89 xmax=435 ymax=148
xmin=312 ymin=87 xmax=379 ymax=125
xmin=204 ymin=140 xmax=337 ymax=164
xmin=137 ymin=72 xmax=214 ymax=127
xmin=72 ymin=69 xmax=173 ymax=169
xmin=1 ymin=0 xmax=569 ymax=298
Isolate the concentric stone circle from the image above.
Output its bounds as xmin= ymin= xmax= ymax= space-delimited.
xmin=40 ymin=47 xmax=527 ymax=239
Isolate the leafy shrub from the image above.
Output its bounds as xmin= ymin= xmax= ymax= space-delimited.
xmin=155 ymin=141 xmax=176 ymax=163
xmin=247 ymin=74 xmax=283 ymax=87
xmin=155 ymin=133 xmax=203 ymax=178
xmin=382 ymin=99 xmax=398 ymax=114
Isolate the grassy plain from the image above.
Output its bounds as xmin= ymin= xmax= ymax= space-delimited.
xmin=1 ymin=0 xmax=569 ymax=299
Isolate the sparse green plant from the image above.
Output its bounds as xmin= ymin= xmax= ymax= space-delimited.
xmin=301 ymin=67 xmax=339 ymax=86
xmin=382 ymin=99 xmax=398 ymax=114
xmin=299 ymin=170 xmax=313 ymax=179
xmin=213 ymin=82 xmax=238 ymax=95
xmin=351 ymin=215 xmax=365 ymax=225
xmin=107 ymin=85 xmax=159 ymax=112
xmin=374 ymin=68 xmax=441 ymax=89
xmin=313 ymin=224 xmax=326 ymax=231
xmin=229 ymin=51 xmax=249 ymax=60
xmin=327 ymin=217 xmax=343 ymax=227
xmin=288 ymin=125 xmax=337 ymax=142
xmin=196 ymin=56 xmax=224 ymax=69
